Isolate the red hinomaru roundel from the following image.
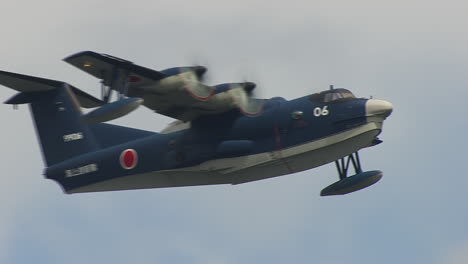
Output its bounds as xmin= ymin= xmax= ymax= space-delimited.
xmin=120 ymin=149 xmax=138 ymax=169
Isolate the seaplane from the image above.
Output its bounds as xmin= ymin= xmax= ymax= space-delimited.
xmin=0 ymin=51 xmax=393 ymax=196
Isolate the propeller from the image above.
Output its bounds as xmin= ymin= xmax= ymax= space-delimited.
xmin=185 ymin=51 xmax=212 ymax=83
xmin=192 ymin=65 xmax=208 ymax=81
xmin=235 ymin=71 xmax=264 ymax=116
xmin=225 ymin=82 xmax=263 ymax=116
xmin=241 ymin=81 xmax=256 ymax=96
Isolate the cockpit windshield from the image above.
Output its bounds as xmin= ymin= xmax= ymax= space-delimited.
xmin=309 ymin=89 xmax=356 ymax=104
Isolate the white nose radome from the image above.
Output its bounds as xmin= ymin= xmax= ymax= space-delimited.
xmin=365 ymin=99 xmax=393 ymax=118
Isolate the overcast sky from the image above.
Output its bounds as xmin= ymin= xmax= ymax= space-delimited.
xmin=1 ymin=0 xmax=468 ymax=263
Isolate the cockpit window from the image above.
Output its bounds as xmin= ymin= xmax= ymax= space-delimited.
xmin=309 ymin=89 xmax=356 ymax=104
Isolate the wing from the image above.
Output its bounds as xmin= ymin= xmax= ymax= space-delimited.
xmin=64 ymin=51 xmax=262 ymax=121
xmin=64 ymin=51 xmax=166 ymax=86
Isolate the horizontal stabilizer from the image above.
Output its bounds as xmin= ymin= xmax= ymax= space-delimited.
xmin=64 ymin=51 xmax=166 ymax=82
xmin=0 ymin=70 xmax=61 ymax=92
xmin=0 ymin=70 xmax=103 ymax=108
xmin=4 ymin=91 xmax=43 ymax=104
xmin=69 ymin=86 xmax=104 ymax=108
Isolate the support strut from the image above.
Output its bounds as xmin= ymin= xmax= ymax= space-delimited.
xmin=335 ymin=152 xmax=363 ymax=180
xmin=99 ymin=67 xmax=130 ymax=103
xmin=101 ymin=81 xmax=112 ymax=103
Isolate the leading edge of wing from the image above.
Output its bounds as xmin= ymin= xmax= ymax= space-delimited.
xmin=63 ymin=51 xmax=166 ymax=81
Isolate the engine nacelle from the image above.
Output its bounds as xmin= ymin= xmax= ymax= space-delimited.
xmin=160 ymin=66 xmax=207 ymax=79
xmin=213 ymin=82 xmax=256 ymax=94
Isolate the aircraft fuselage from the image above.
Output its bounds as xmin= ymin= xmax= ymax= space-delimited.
xmin=45 ymin=90 xmax=392 ymax=193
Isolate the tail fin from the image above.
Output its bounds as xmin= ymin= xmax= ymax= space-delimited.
xmin=1 ymin=70 xmax=101 ymax=166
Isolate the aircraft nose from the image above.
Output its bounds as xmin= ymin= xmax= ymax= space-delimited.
xmin=365 ymin=99 xmax=393 ymax=118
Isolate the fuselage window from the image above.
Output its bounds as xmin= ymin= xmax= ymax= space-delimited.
xmin=309 ymin=89 xmax=356 ymax=104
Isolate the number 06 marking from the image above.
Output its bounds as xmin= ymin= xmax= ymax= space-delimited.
xmin=313 ymin=106 xmax=329 ymax=117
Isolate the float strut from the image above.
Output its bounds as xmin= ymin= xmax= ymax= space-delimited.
xmin=335 ymin=152 xmax=363 ymax=180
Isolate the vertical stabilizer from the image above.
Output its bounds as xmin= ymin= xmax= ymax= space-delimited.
xmin=0 ymin=70 xmax=100 ymax=166
xmin=29 ymin=86 xmax=100 ymax=166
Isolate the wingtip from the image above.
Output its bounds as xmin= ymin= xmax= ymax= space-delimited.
xmin=63 ymin=50 xmax=99 ymax=62
xmin=63 ymin=50 xmax=133 ymax=66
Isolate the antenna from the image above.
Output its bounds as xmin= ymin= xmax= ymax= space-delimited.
xmin=329 ymin=85 xmax=334 ymax=90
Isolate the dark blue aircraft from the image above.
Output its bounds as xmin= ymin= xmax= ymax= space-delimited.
xmin=1 ymin=51 xmax=392 ymax=196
